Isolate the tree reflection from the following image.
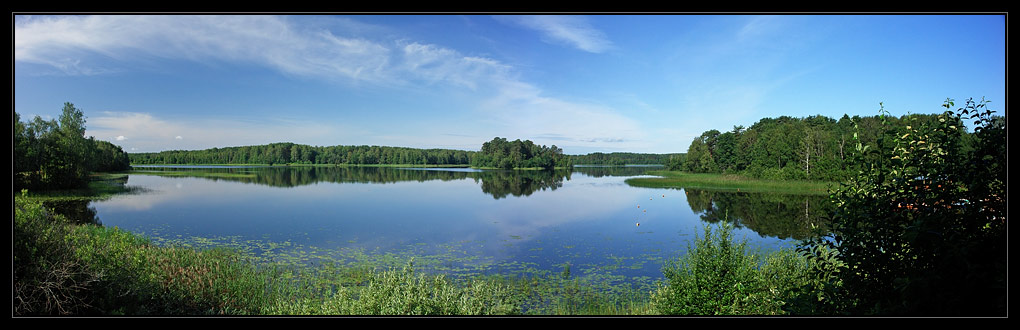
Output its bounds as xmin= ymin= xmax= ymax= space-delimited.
xmin=42 ymin=200 xmax=101 ymax=225
xmin=475 ymin=169 xmax=571 ymax=199
xmin=571 ymin=165 xmax=661 ymax=178
xmin=132 ymin=166 xmax=573 ymax=199
xmin=683 ymin=188 xmax=831 ymax=240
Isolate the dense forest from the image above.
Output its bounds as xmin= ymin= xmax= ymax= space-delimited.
xmin=469 ymin=137 xmax=572 ymax=170
xmin=569 ymin=152 xmax=679 ymax=166
xmin=130 ymin=143 xmax=474 ymax=166
xmin=132 ymin=137 xmax=582 ymax=170
xmin=14 ymin=103 xmax=132 ymax=191
xmin=676 ymin=111 xmax=994 ymax=182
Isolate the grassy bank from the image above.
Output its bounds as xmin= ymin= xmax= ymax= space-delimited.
xmin=625 ymin=170 xmax=836 ymax=195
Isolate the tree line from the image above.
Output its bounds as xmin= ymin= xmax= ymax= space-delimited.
xmin=130 ymin=143 xmax=474 ymax=166
xmin=677 ymin=111 xmax=988 ymax=182
xmin=130 ymin=138 xmax=694 ymax=170
xmin=15 ymin=103 xmax=132 ymax=191
xmin=131 ymin=138 xmax=583 ymax=170
xmin=569 ymin=152 xmax=679 ymax=166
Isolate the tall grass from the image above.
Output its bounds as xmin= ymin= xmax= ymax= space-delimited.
xmin=626 ymin=170 xmax=834 ymax=195
xmin=15 ymin=195 xmax=281 ymax=315
xmin=264 ymin=262 xmax=523 ymax=315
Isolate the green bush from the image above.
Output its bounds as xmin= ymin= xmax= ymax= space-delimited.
xmin=651 ymin=222 xmax=810 ymax=315
xmin=795 ymin=99 xmax=1007 ymax=316
xmin=13 ymin=194 xmax=99 ymax=315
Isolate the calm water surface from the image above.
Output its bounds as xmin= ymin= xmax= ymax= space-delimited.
xmin=91 ymin=166 xmax=829 ymax=282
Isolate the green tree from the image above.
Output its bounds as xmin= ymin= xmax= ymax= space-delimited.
xmin=793 ymin=98 xmax=1006 ymax=316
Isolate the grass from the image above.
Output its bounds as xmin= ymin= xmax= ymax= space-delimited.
xmin=625 ymin=170 xmax=836 ymax=195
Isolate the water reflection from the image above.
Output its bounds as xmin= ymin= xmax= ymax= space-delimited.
xmin=92 ymin=165 xmax=833 ymax=281
xmin=571 ymin=165 xmax=662 ymax=178
xmin=683 ymin=188 xmax=831 ymax=240
xmin=126 ymin=167 xmax=830 ymax=241
xmin=42 ymin=200 xmax=101 ymax=225
xmin=476 ymin=170 xmax=571 ymax=199
xmin=131 ymin=166 xmax=575 ymax=200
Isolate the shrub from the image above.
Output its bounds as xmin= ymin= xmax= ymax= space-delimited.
xmin=794 ymin=99 xmax=1007 ymax=316
xmin=651 ymin=222 xmax=810 ymax=315
xmin=13 ymin=194 xmax=99 ymax=315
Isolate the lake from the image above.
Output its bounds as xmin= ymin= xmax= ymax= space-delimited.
xmin=88 ymin=165 xmax=831 ymax=286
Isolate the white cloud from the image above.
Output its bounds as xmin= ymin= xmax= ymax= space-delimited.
xmin=19 ymin=15 xmax=645 ymax=153
xmin=115 ymin=135 xmax=126 ymax=141
xmin=494 ymin=15 xmax=613 ymax=53
xmin=86 ymin=111 xmax=342 ymax=152
xmin=15 ymin=15 xmax=393 ymax=82
xmin=397 ymin=41 xmax=512 ymax=90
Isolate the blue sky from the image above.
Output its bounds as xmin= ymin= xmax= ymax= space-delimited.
xmin=14 ymin=14 xmax=1006 ymax=154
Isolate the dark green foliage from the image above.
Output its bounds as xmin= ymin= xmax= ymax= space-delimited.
xmin=793 ymin=98 xmax=1006 ymax=316
xmin=130 ymin=142 xmax=474 ymax=166
xmin=683 ymin=129 xmax=720 ymax=173
xmin=90 ymin=140 xmax=132 ymax=172
xmin=13 ymin=194 xmax=100 ymax=315
xmin=570 ymin=152 xmax=680 ymax=166
xmin=679 ymin=113 xmax=966 ymax=182
xmin=664 ymin=153 xmax=686 ymax=171
xmin=14 ymin=194 xmax=282 ymax=315
xmin=651 ymin=223 xmax=811 ymax=315
xmin=470 ymin=137 xmax=571 ymax=170
xmin=129 ymin=138 xmax=675 ymax=170
xmin=15 ymin=103 xmax=132 ymax=191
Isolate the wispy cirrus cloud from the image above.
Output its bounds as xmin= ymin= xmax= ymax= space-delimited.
xmin=494 ymin=15 xmax=613 ymax=53
xmin=17 ymin=15 xmax=644 ymax=153
xmin=15 ymin=15 xmax=394 ymax=82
